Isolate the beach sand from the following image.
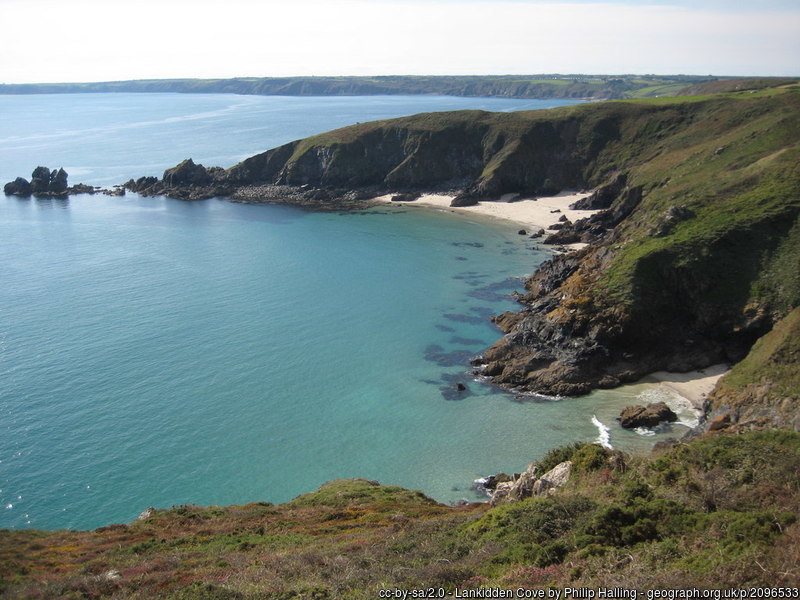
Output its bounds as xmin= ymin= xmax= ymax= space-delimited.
xmin=375 ymin=190 xmax=598 ymax=234
xmin=640 ymin=364 xmax=730 ymax=408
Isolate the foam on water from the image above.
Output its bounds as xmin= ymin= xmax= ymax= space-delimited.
xmin=592 ymin=416 xmax=613 ymax=449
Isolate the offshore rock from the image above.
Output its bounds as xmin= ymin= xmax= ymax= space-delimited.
xmin=619 ymin=402 xmax=678 ymax=429
xmin=4 ymin=177 xmax=32 ymax=196
xmin=5 ymin=167 xmax=70 ymax=197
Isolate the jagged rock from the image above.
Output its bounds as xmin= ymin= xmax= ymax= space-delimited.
xmin=543 ymin=230 xmax=581 ymax=245
xmin=481 ymin=473 xmax=513 ymax=490
xmin=531 ymin=461 xmax=572 ymax=496
xmin=489 ymin=460 xmax=573 ymax=505
xmin=530 ymin=229 xmax=545 ymax=239
xmin=8 ymin=166 xmax=70 ymax=196
xmin=4 ymin=177 xmax=32 ymax=196
xmin=50 ymin=168 xmax=68 ymax=194
xmin=518 ymin=229 xmax=527 ymax=235
xmin=69 ymin=183 xmax=98 ymax=194
xmin=505 ymin=471 xmax=537 ymax=502
xmin=571 ymin=172 xmax=627 ymax=209
xmin=163 ymin=158 xmax=212 ymax=186
xmin=619 ymin=402 xmax=678 ymax=429
xmin=489 ymin=481 xmax=514 ymax=505
xmin=30 ymin=166 xmax=52 ymax=194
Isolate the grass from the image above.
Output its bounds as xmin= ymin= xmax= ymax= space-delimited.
xmin=2 ymin=433 xmax=799 ymax=598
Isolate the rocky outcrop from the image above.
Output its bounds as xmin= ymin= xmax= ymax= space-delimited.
xmin=471 ymin=91 xmax=800 ymax=398
xmin=702 ymin=307 xmax=800 ymax=432
xmin=618 ymin=402 xmax=678 ymax=429
xmin=4 ymin=167 xmax=104 ymax=197
xmin=489 ymin=461 xmax=573 ymax=505
xmin=4 ymin=177 xmax=32 ymax=196
xmin=5 ymin=166 xmax=70 ymax=196
xmin=142 ymin=102 xmax=689 ymax=206
xmin=125 ymin=159 xmax=233 ymax=200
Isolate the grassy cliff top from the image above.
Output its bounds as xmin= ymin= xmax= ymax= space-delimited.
xmin=2 ymin=432 xmax=799 ymax=597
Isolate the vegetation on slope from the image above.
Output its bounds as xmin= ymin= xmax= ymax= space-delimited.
xmin=477 ymin=87 xmax=800 ymax=398
xmin=2 ymin=432 xmax=799 ymax=598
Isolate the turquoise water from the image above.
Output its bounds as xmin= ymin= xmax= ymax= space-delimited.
xmin=0 ymin=94 xmax=695 ymax=530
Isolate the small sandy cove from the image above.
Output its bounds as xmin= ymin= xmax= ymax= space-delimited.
xmin=374 ymin=190 xmax=597 ymax=233
xmin=375 ymin=190 xmax=733 ymax=403
xmin=640 ymin=364 xmax=730 ymax=407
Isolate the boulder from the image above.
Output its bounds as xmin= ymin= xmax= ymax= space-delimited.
xmin=4 ymin=177 xmax=32 ymax=196
xmin=490 ymin=460 xmax=573 ymax=505
xmin=390 ymin=192 xmax=421 ymax=202
xmin=619 ymin=402 xmax=678 ymax=429
xmin=531 ymin=461 xmax=572 ymax=496
xmin=707 ymin=413 xmax=731 ymax=431
xmin=489 ymin=481 xmax=514 ymax=506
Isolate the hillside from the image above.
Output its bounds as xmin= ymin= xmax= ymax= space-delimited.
xmin=2 ymin=432 xmax=799 ymax=597
xmin=0 ymin=74 xmax=752 ymax=100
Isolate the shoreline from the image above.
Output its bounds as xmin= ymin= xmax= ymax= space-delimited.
xmin=638 ymin=363 xmax=730 ymax=408
xmin=374 ymin=190 xmax=598 ymax=243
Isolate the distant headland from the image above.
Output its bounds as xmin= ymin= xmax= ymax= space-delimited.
xmin=2 ymin=74 xmax=796 ymax=100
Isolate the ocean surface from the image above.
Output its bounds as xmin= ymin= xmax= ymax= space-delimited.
xmin=0 ymin=93 xmax=697 ymax=530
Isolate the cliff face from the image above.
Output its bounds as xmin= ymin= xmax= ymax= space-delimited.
xmin=705 ymin=307 xmax=800 ymax=431
xmin=224 ymin=103 xmax=709 ymax=200
xmin=479 ymin=91 xmax=800 ymax=397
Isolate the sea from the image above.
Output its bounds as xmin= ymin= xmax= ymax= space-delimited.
xmin=0 ymin=93 xmax=698 ymax=530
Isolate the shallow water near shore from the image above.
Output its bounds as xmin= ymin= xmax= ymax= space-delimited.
xmin=1 ymin=93 xmax=696 ymax=530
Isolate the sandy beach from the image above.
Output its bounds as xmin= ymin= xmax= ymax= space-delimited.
xmin=641 ymin=364 xmax=730 ymax=408
xmin=375 ymin=190 xmax=598 ymax=233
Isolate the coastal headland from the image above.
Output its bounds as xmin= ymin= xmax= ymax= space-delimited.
xmin=114 ymin=80 xmax=800 ymax=429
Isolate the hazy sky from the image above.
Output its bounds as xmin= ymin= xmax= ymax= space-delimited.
xmin=2 ymin=0 xmax=798 ymax=83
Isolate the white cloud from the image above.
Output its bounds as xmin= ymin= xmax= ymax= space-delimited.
xmin=1 ymin=0 xmax=798 ymax=82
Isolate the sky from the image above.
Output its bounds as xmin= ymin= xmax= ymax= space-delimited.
xmin=1 ymin=0 xmax=798 ymax=83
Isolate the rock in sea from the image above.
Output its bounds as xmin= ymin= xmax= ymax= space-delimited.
xmin=618 ymin=402 xmax=678 ymax=429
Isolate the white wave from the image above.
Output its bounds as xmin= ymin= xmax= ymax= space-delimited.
xmin=592 ymin=415 xmax=613 ymax=449
xmin=634 ymin=426 xmax=656 ymax=437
